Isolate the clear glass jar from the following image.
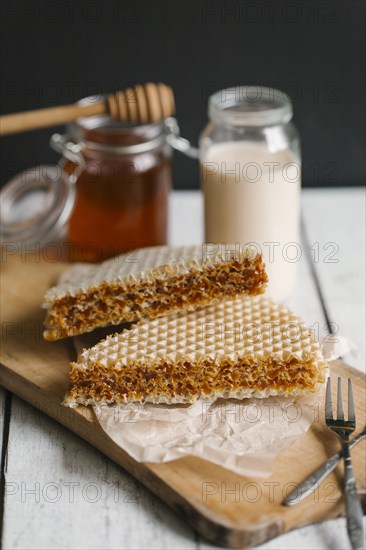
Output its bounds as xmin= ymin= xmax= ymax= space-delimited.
xmin=200 ymin=86 xmax=301 ymax=301
xmin=58 ymin=114 xmax=172 ymax=262
xmin=0 ymin=113 xmax=173 ymax=263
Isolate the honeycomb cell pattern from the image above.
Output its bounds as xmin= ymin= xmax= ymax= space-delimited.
xmin=45 ymin=244 xmax=255 ymax=301
xmin=65 ymin=295 xmax=328 ymax=405
xmin=78 ymin=296 xmax=321 ymax=369
xmin=43 ymin=244 xmax=267 ymax=340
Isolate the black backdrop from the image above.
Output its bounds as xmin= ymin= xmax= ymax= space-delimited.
xmin=1 ymin=0 xmax=365 ymax=189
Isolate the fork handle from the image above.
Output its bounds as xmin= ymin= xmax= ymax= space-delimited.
xmin=342 ymin=440 xmax=365 ymax=549
xmin=284 ymin=450 xmax=343 ymax=505
xmin=284 ymin=432 xmax=366 ymax=505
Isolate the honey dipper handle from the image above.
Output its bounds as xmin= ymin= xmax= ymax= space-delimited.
xmin=0 ymin=101 xmax=107 ymax=136
xmin=0 ymin=83 xmax=175 ymax=136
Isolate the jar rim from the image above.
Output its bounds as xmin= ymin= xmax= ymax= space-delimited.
xmin=208 ymin=86 xmax=293 ymax=127
xmin=68 ymin=95 xmax=165 ymax=151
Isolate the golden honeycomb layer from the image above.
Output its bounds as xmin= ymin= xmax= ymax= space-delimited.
xmin=65 ymin=295 xmax=328 ymax=406
xmin=43 ymin=244 xmax=267 ymax=341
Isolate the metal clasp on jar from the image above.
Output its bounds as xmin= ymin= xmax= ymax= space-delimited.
xmin=51 ymin=120 xmax=200 ymax=162
xmin=50 ymin=133 xmax=85 ymax=166
xmin=164 ymin=118 xmax=199 ymax=159
xmin=50 ymin=133 xmax=87 ymax=187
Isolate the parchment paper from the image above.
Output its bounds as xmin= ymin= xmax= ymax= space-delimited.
xmin=74 ymin=334 xmax=357 ymax=478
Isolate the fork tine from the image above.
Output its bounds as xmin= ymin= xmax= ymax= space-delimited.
xmin=348 ymin=378 xmax=355 ymax=423
xmin=325 ymin=377 xmax=333 ymax=420
xmin=337 ymin=377 xmax=344 ymax=420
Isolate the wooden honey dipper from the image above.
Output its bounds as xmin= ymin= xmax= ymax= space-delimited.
xmin=0 ymin=82 xmax=175 ymax=136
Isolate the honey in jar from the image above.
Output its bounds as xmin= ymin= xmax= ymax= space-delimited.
xmin=62 ymin=115 xmax=172 ymax=262
xmin=0 ymin=115 xmax=172 ymax=264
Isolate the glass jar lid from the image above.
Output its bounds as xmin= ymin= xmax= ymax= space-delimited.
xmin=208 ymin=86 xmax=293 ymax=127
xmin=0 ymin=165 xmax=75 ymax=247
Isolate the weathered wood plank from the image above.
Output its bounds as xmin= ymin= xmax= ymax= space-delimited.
xmin=302 ymin=188 xmax=365 ymax=371
xmin=0 ymin=389 xmax=6 ymax=465
xmin=1 ymin=189 xmax=364 ymax=550
xmin=0 ymin=387 xmax=10 ymax=541
xmin=2 ymin=396 xmax=198 ymax=550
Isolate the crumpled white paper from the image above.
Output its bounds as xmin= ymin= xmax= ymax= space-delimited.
xmin=74 ymin=334 xmax=357 ymax=478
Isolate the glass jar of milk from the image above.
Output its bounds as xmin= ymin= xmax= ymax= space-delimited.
xmin=200 ymin=86 xmax=301 ymax=302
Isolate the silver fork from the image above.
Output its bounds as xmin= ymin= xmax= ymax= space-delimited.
xmin=325 ymin=377 xmax=365 ymax=549
xmin=283 ymin=428 xmax=366 ymax=506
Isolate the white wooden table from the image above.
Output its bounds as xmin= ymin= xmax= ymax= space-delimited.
xmin=1 ymin=188 xmax=365 ymax=550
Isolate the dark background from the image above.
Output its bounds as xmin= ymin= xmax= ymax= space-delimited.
xmin=0 ymin=0 xmax=365 ymax=189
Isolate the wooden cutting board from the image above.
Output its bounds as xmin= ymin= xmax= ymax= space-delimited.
xmin=1 ymin=255 xmax=365 ymax=548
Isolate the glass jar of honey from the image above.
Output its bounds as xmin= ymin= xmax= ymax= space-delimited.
xmin=1 ymin=111 xmax=173 ymax=263
xmin=53 ymin=113 xmax=172 ymax=262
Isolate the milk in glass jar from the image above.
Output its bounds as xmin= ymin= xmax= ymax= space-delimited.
xmin=200 ymin=86 xmax=301 ymax=301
